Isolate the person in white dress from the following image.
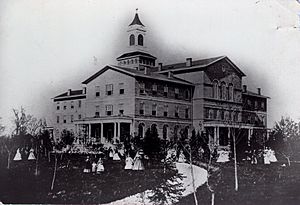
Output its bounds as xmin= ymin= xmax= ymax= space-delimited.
xmin=92 ymin=161 xmax=97 ymax=173
xmin=263 ymin=148 xmax=270 ymax=164
xmin=132 ymin=151 xmax=144 ymax=171
xmin=28 ymin=148 xmax=36 ymax=160
xmin=216 ymin=150 xmax=230 ymax=163
xmin=96 ymin=158 xmax=105 ymax=173
xmin=124 ymin=155 xmax=134 ymax=170
xmin=178 ymin=150 xmax=186 ymax=163
xmin=269 ymin=148 xmax=278 ymax=163
xmin=109 ymin=148 xmax=114 ymax=159
xmin=13 ymin=148 xmax=22 ymax=161
xmin=83 ymin=156 xmax=92 ymax=173
xmin=113 ymin=150 xmax=121 ymax=161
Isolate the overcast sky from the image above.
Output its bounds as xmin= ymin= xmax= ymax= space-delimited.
xmin=0 ymin=0 xmax=300 ymax=132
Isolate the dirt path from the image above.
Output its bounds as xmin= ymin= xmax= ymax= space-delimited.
xmin=104 ymin=162 xmax=208 ymax=205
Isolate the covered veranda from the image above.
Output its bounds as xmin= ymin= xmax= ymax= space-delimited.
xmin=74 ymin=116 xmax=133 ymax=145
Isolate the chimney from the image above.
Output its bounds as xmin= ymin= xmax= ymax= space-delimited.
xmin=243 ymin=85 xmax=247 ymax=93
xmin=158 ymin=63 xmax=163 ymax=71
xmin=257 ymin=88 xmax=261 ymax=95
xmin=168 ymin=71 xmax=173 ymax=78
xmin=186 ymin=58 xmax=192 ymax=67
xmin=68 ymin=89 xmax=71 ymax=96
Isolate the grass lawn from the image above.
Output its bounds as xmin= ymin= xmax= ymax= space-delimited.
xmin=177 ymin=161 xmax=300 ymax=205
xmin=0 ymin=153 xmax=176 ymax=204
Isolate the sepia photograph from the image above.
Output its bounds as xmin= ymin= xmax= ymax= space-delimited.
xmin=0 ymin=0 xmax=300 ymax=204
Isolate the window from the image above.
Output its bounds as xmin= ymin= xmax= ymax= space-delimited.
xmin=78 ymin=114 xmax=81 ymax=120
xmin=78 ymin=100 xmax=81 ymax=108
xmin=138 ymin=34 xmax=144 ymax=46
xmin=163 ymin=125 xmax=168 ymax=139
xmin=152 ymin=104 xmax=157 ymax=116
xmin=221 ymin=110 xmax=225 ymax=120
xmin=185 ymin=108 xmax=190 ymax=119
xmin=140 ymin=82 xmax=145 ymax=94
xmin=95 ymin=105 xmax=100 ymax=117
xmin=208 ymin=109 xmax=213 ymax=119
xmin=254 ymin=101 xmax=258 ymax=109
xmin=63 ymin=104 xmax=67 ymax=110
xmin=185 ymin=90 xmax=190 ymax=100
xmin=106 ymin=105 xmax=113 ymax=116
xmin=106 ymin=84 xmax=113 ymax=95
xmin=119 ymin=83 xmax=124 ymax=94
xmin=175 ymin=88 xmax=179 ymax=99
xmin=152 ymin=84 xmax=157 ymax=95
xmin=56 ymin=105 xmax=60 ymax=110
xmin=175 ymin=106 xmax=179 ymax=118
xmin=63 ymin=115 xmax=66 ymax=123
xmin=129 ymin=34 xmax=135 ymax=46
xmin=71 ymin=115 xmax=74 ymax=122
xmin=214 ymin=109 xmax=218 ymax=119
xmin=228 ymin=83 xmax=234 ymax=101
xmin=56 ymin=116 xmax=59 ymax=123
xmin=119 ymin=103 xmax=124 ymax=115
xmin=213 ymin=80 xmax=218 ymax=98
xmin=138 ymin=123 xmax=145 ymax=138
xmin=140 ymin=102 xmax=145 ymax=115
xmin=221 ymin=82 xmax=226 ymax=100
xmin=70 ymin=101 xmax=74 ymax=109
xmin=164 ymin=86 xmax=168 ymax=97
xmin=164 ymin=104 xmax=168 ymax=117
xmin=261 ymin=101 xmax=265 ymax=109
xmin=95 ymin=86 xmax=100 ymax=97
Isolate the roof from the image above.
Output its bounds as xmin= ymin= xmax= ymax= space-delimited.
xmin=116 ymin=51 xmax=156 ymax=60
xmin=157 ymin=56 xmax=246 ymax=77
xmin=129 ymin=13 xmax=144 ymax=26
xmin=54 ymin=89 xmax=84 ymax=98
xmin=82 ymin=65 xmax=193 ymax=86
xmin=243 ymin=90 xmax=270 ymax=99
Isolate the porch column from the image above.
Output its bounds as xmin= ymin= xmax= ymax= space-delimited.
xmin=228 ymin=127 xmax=231 ymax=146
xmin=216 ymin=126 xmax=219 ymax=146
xmin=130 ymin=120 xmax=135 ymax=136
xmin=117 ymin=122 xmax=121 ymax=140
xmin=100 ymin=123 xmax=104 ymax=143
xmin=248 ymin=128 xmax=253 ymax=146
xmin=114 ymin=122 xmax=117 ymax=143
xmin=88 ymin=124 xmax=91 ymax=143
xmin=214 ymin=127 xmax=217 ymax=145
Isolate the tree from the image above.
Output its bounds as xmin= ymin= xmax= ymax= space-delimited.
xmin=60 ymin=129 xmax=75 ymax=148
xmin=267 ymin=117 xmax=300 ymax=166
xmin=143 ymin=126 xmax=161 ymax=160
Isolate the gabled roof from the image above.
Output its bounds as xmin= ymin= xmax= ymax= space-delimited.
xmin=82 ymin=65 xmax=193 ymax=86
xmin=54 ymin=89 xmax=84 ymax=98
xmin=116 ymin=51 xmax=156 ymax=60
xmin=157 ymin=56 xmax=246 ymax=77
xmin=129 ymin=13 xmax=144 ymax=26
xmin=243 ymin=90 xmax=270 ymax=99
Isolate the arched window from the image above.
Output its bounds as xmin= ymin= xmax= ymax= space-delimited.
xmin=228 ymin=83 xmax=234 ymax=101
xmin=138 ymin=34 xmax=143 ymax=46
xmin=220 ymin=82 xmax=226 ymax=100
xmin=213 ymin=80 xmax=218 ymax=98
xmin=163 ymin=124 xmax=168 ymax=139
xmin=138 ymin=123 xmax=145 ymax=138
xmin=129 ymin=34 xmax=135 ymax=46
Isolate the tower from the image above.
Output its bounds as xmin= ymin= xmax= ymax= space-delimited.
xmin=117 ymin=10 xmax=156 ymax=70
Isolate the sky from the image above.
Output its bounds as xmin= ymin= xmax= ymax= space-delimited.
xmin=0 ymin=0 xmax=300 ymax=133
